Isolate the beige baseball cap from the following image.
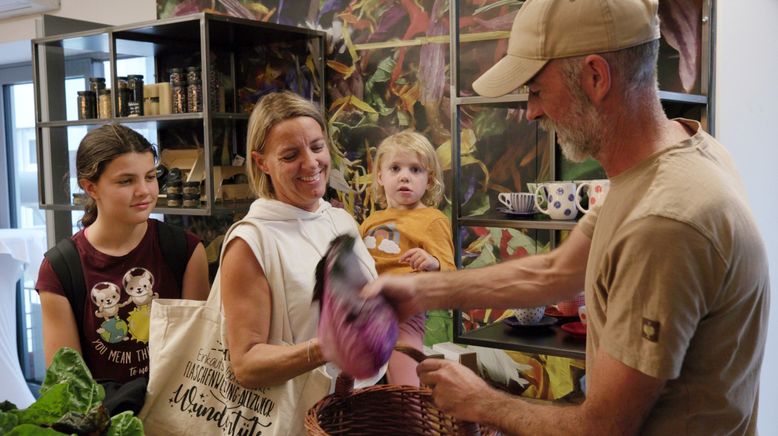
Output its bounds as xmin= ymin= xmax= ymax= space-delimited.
xmin=472 ymin=0 xmax=661 ymax=98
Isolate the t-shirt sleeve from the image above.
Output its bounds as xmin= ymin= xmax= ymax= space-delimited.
xmin=35 ymin=257 xmax=65 ymax=296
xmin=227 ymin=222 xmax=267 ymax=273
xmin=423 ymin=215 xmax=456 ymax=271
xmin=576 ymin=202 xmax=599 ymax=238
xmin=597 ymin=215 xmax=724 ymax=380
xmin=184 ymin=230 xmax=201 ymax=262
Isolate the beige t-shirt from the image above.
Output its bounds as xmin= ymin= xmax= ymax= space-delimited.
xmin=578 ymin=119 xmax=769 ymax=435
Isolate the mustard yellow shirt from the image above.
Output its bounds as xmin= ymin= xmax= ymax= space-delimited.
xmin=359 ymin=207 xmax=455 ymax=275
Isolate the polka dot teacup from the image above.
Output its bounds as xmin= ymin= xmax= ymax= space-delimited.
xmin=513 ymin=306 xmax=546 ymax=325
xmin=534 ymin=182 xmax=579 ymax=220
xmin=576 ymin=179 xmax=610 ymax=214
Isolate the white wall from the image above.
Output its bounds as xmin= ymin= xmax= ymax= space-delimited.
xmin=716 ymin=2 xmax=778 ymax=433
xmin=0 ymin=0 xmax=155 ymax=43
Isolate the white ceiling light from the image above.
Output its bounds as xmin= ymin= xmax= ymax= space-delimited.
xmin=0 ymin=0 xmax=60 ymax=20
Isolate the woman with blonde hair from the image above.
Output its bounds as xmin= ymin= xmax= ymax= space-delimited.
xmin=217 ymin=91 xmax=383 ymax=434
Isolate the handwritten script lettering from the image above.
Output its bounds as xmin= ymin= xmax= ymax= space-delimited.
xmin=170 ymin=384 xmax=271 ymax=436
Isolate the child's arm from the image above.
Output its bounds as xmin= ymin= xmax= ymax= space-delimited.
xmin=420 ymin=215 xmax=457 ymax=271
xmin=400 ymin=248 xmax=440 ymax=271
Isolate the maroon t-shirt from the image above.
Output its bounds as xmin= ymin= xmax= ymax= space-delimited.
xmin=36 ymin=219 xmax=199 ymax=382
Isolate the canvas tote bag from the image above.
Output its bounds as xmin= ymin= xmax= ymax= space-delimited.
xmin=139 ymin=221 xmax=332 ymax=436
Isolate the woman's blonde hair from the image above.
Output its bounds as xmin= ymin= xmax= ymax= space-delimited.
xmin=245 ymin=91 xmax=328 ymax=198
xmin=371 ymin=131 xmax=444 ymax=208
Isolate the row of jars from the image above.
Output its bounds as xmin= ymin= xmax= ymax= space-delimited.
xmin=77 ymin=75 xmax=144 ymax=119
xmin=76 ymin=68 xmax=221 ymax=119
xmin=169 ymin=66 xmax=223 ymax=114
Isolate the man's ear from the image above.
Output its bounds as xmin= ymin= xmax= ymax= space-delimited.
xmin=582 ymin=54 xmax=611 ymax=104
xmin=251 ymin=151 xmax=267 ymax=173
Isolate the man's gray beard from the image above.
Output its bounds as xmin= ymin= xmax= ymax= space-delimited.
xmin=538 ymin=94 xmax=606 ymax=163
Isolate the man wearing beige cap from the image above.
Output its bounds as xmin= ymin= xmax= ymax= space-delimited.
xmin=363 ymin=0 xmax=769 ymax=434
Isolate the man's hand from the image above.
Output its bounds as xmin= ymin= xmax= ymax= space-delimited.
xmin=400 ymin=248 xmax=440 ymax=271
xmin=417 ymin=358 xmax=497 ymax=423
xmin=360 ymin=274 xmax=423 ymax=322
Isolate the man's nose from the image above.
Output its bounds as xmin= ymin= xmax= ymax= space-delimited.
xmin=526 ymin=97 xmax=544 ymax=121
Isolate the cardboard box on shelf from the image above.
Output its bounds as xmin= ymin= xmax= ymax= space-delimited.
xmin=160 ymin=148 xmax=203 ymax=182
xmin=220 ymin=184 xmax=251 ymax=201
xmin=214 ymin=166 xmax=250 ymax=201
xmin=160 ymin=150 xmax=251 ymax=201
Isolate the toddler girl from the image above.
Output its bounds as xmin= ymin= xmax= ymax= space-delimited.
xmin=360 ymin=131 xmax=455 ymax=386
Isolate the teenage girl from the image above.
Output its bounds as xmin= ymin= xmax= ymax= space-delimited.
xmin=36 ymin=124 xmax=210 ymax=384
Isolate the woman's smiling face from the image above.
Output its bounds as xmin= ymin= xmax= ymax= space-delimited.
xmin=253 ymin=116 xmax=330 ymax=212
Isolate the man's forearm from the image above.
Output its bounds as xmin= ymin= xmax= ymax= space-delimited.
xmin=414 ymin=252 xmax=582 ymax=311
xmin=477 ymin=389 xmax=588 ymax=436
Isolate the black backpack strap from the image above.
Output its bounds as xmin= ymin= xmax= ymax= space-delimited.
xmin=44 ymin=238 xmax=87 ymax=333
xmin=157 ymin=220 xmax=188 ymax=287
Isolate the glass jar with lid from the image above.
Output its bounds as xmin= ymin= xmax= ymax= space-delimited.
xmin=97 ymin=89 xmax=112 ymax=119
xmin=77 ymin=90 xmax=96 ymax=120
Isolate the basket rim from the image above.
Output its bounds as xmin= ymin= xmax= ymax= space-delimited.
xmin=305 ymin=383 xmax=484 ymax=435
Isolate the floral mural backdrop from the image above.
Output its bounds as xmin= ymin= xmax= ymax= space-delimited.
xmin=158 ymin=0 xmax=706 ymax=401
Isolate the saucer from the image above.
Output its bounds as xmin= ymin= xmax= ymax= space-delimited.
xmin=503 ymin=316 xmax=557 ymax=331
xmin=561 ymin=321 xmax=587 ymax=338
xmin=497 ymin=207 xmax=537 ymax=216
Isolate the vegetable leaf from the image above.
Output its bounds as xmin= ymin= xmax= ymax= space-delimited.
xmin=41 ymin=348 xmax=104 ymax=414
xmin=5 ymin=423 xmax=65 ymax=435
xmin=0 ymin=411 xmax=19 ymax=434
xmin=107 ymin=411 xmax=144 ymax=436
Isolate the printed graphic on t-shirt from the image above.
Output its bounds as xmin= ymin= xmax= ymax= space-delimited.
xmin=642 ymin=317 xmax=661 ymax=342
xmin=363 ymin=223 xmax=401 ymax=254
xmin=90 ymin=267 xmax=159 ymax=345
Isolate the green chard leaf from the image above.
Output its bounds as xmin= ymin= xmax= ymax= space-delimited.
xmin=15 ymin=348 xmax=105 ymax=427
xmin=106 ymin=411 xmax=144 ymax=436
xmin=0 ymin=411 xmax=20 ymax=434
xmin=13 ymin=384 xmax=71 ymax=426
xmin=41 ymin=348 xmax=104 ymax=412
xmin=51 ymin=405 xmax=110 ymax=435
xmin=5 ymin=423 xmax=66 ymax=435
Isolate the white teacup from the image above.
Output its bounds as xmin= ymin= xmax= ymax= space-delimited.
xmin=576 ymin=179 xmax=610 ymax=214
xmin=578 ymin=305 xmax=588 ymax=326
xmin=534 ymin=182 xmax=578 ymax=220
xmin=498 ymin=192 xmax=535 ymax=213
xmin=513 ymin=306 xmax=545 ymax=325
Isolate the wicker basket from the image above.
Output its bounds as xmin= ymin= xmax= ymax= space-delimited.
xmin=305 ymin=374 xmax=499 ymax=436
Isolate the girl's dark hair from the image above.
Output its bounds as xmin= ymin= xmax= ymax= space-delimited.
xmin=77 ymin=124 xmax=157 ymax=227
